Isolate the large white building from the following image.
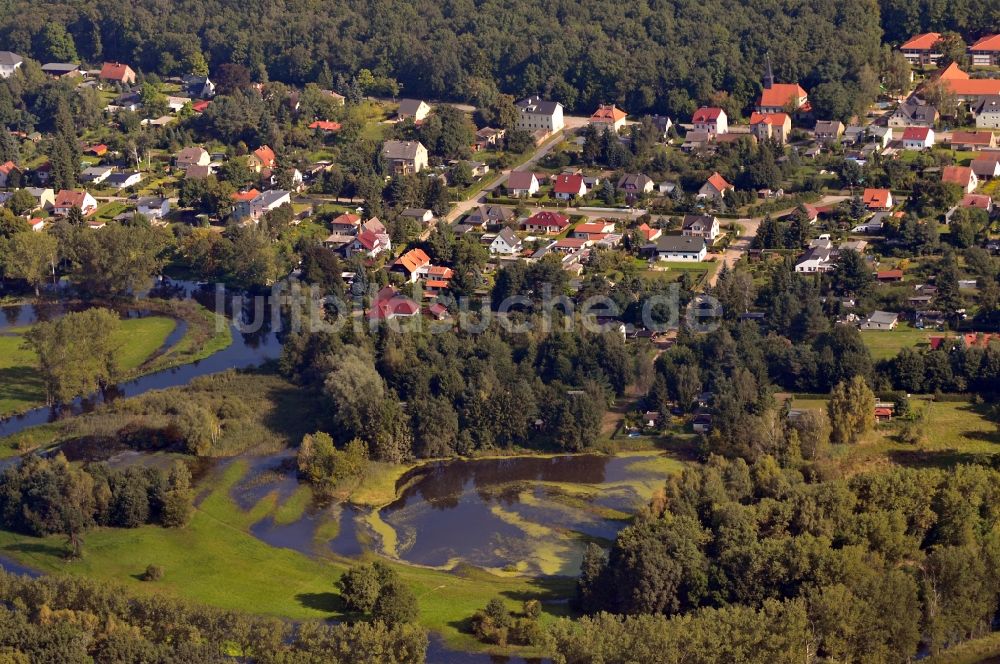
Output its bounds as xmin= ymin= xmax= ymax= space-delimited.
xmin=515 ymin=96 xmax=564 ymax=134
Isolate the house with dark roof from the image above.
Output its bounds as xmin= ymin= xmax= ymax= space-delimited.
xmin=971 ymin=156 xmax=1000 ymax=180
xmin=681 ymin=215 xmax=720 ymax=241
xmin=647 ymin=235 xmax=707 ymax=262
xmin=887 ymin=96 xmax=939 ymax=128
xmin=175 ymin=146 xmax=211 ymax=169
xmin=488 ymin=227 xmax=523 ymax=255
xmin=41 ymin=62 xmax=81 ymax=79
xmin=397 ymin=99 xmax=431 ymax=122
xmin=382 ymin=140 xmax=428 ymax=175
xmin=974 ymin=96 xmax=1000 ymax=129
xmin=813 ymin=120 xmax=844 ymax=142
xmin=466 ymin=204 xmax=513 ymax=227
xmin=183 ymin=75 xmax=215 ymax=99
xmin=617 ymin=173 xmax=653 ymax=199
xmin=0 ymin=51 xmax=23 ymax=79
xmin=515 ymin=97 xmax=564 ymax=134
xmin=860 ymin=311 xmax=899 ymax=330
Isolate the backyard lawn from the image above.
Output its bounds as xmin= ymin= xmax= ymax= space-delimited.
xmin=860 ymin=323 xmax=930 ymax=360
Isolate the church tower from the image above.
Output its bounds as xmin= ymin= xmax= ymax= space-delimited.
xmin=763 ymin=53 xmax=774 ymax=90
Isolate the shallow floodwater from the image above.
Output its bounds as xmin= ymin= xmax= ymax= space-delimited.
xmin=0 ymin=280 xmax=283 ymax=438
xmin=236 ymin=452 xmax=671 ymax=577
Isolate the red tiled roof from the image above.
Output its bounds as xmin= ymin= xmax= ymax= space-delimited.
xmin=426 ymin=265 xmax=454 ymax=279
xmin=332 ymin=213 xmax=360 ymax=226
xmin=950 ymin=131 xmax=995 ymax=146
xmin=0 ymin=161 xmax=15 ymax=175
xmin=54 ymin=189 xmax=88 ymax=208
xmin=902 ymin=127 xmax=931 ymax=141
xmin=99 ymin=62 xmax=133 ymax=81
xmin=877 ymin=269 xmax=903 ymax=279
xmin=231 ymin=188 xmax=260 ymax=202
xmin=692 ymin=107 xmax=723 ymax=123
xmin=355 ymin=228 xmax=380 ymax=250
xmin=759 ymin=83 xmax=807 ymax=109
xmin=590 ymin=104 xmax=627 ymax=122
xmin=941 ymin=165 xmax=974 ymax=187
xmin=961 ymin=193 xmax=992 ymax=209
xmin=863 ymin=188 xmax=892 ymax=208
xmin=555 ymin=238 xmax=588 ymax=248
xmin=525 ymin=211 xmax=569 ymax=229
xmin=507 ymin=171 xmax=537 ymax=189
xmin=575 ymin=222 xmax=612 ymax=234
xmin=935 ymin=63 xmax=1000 ymax=96
xmin=371 ymin=287 xmax=419 ymax=319
xmin=749 ymin=111 xmax=789 ymax=126
xmin=971 ymin=35 xmax=1000 ymax=51
xmin=901 ymin=33 xmax=941 ymax=50
xmin=309 ymin=120 xmax=342 ymax=131
xmin=553 ymin=174 xmax=585 ymax=194
xmin=191 ymin=100 xmax=210 ymax=113
xmin=252 ymin=145 xmax=276 ymax=167
xmin=706 ymin=172 xmax=732 ymax=192
xmin=425 ymin=279 xmax=450 ymax=289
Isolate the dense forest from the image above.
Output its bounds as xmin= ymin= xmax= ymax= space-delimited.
xmin=565 ymin=459 xmax=1000 ymax=662
xmin=1 ymin=0 xmax=991 ymax=118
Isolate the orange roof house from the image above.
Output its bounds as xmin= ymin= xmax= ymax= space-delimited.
xmin=748 ymin=112 xmax=791 ymax=144
xmin=99 ymin=62 xmax=136 ymax=85
xmin=970 ymin=35 xmax=1000 ymax=66
xmin=933 ymin=63 xmax=1000 ymax=100
xmin=757 ymin=82 xmax=809 ymax=114
xmin=589 ymin=104 xmax=628 ymax=131
xmin=698 ymin=172 xmax=733 ymax=202
xmin=231 ymin=188 xmax=260 ymax=202
xmin=392 ymin=248 xmax=431 ymax=281
xmin=900 ymin=33 xmax=943 ymax=66
xmin=248 ymin=145 xmax=276 ymax=172
xmin=862 ymin=188 xmax=893 ymax=210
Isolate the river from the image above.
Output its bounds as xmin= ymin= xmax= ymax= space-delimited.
xmin=0 ymin=280 xmax=283 ymax=438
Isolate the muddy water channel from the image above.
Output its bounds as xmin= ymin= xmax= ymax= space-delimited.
xmin=232 ymin=451 xmax=673 ymax=577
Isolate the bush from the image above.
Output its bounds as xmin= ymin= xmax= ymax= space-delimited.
xmin=142 ymin=564 xmax=164 ymax=581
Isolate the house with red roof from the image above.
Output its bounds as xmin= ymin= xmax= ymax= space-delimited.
xmin=53 ymin=189 xmax=98 ymax=216
xmin=191 ymin=100 xmax=211 ymax=113
xmin=99 ymin=62 xmax=136 ymax=86
xmin=901 ymin=126 xmax=935 ymax=150
xmin=757 ymin=59 xmax=810 ymax=115
xmin=308 ymin=120 xmax=342 ymax=132
xmin=749 ymin=112 xmax=791 ymax=145
xmin=573 ymin=221 xmax=616 ymax=240
xmin=691 ymin=107 xmax=728 ymax=135
xmin=589 ymin=104 xmax=628 ymax=132
xmin=552 ymin=173 xmax=587 ymax=200
xmin=248 ymin=145 xmax=277 ymax=172
xmin=369 ymin=286 xmax=419 ymax=321
xmin=348 ymin=227 xmax=390 ymax=258
xmin=961 ymin=193 xmax=992 ymax=212
xmin=698 ymin=172 xmax=733 ymax=203
xmin=900 ymin=33 xmax=943 ymax=66
xmin=941 ymin=165 xmax=978 ymax=193
xmin=523 ymin=211 xmax=569 ymax=234
xmin=231 ymin=188 xmax=260 ymax=203
xmin=862 ymin=188 xmax=894 ymax=211
xmin=970 ymin=35 xmax=1000 ymax=67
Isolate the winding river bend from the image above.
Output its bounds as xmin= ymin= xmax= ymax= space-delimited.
xmin=0 ymin=281 xmax=283 ymax=438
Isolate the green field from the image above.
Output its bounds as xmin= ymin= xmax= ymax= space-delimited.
xmin=860 ymin=323 xmax=930 ymax=360
xmin=0 ymin=316 xmax=176 ymax=417
xmin=790 ymin=396 xmax=1000 ymax=472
